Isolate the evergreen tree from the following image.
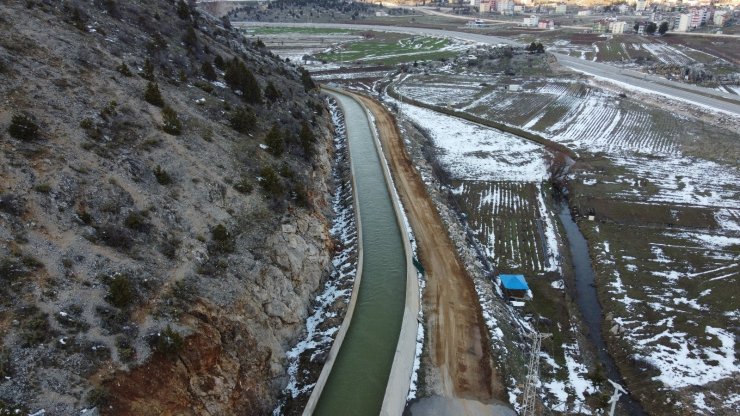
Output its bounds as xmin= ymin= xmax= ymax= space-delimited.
xmin=183 ymin=26 xmax=198 ymax=50
xmin=214 ymin=55 xmax=225 ymax=70
xmin=161 ymin=106 xmax=182 ymax=135
xmin=658 ymin=21 xmax=669 ymax=35
xmin=176 ymin=0 xmax=191 ymax=20
xmin=224 ymin=58 xmax=261 ymax=104
xmin=202 ymin=61 xmax=217 ymax=81
xmin=229 ymin=106 xmax=256 ymax=134
xmin=144 ymin=82 xmax=165 ymax=107
xmin=264 ymin=81 xmax=281 ymax=103
xmin=299 ymin=68 xmax=315 ymax=92
xmin=141 ymin=58 xmax=155 ymax=81
xmin=264 ymin=124 xmax=284 ymax=157
xmin=645 ymin=22 xmax=657 ymax=35
xmin=299 ymin=122 xmax=315 ymax=157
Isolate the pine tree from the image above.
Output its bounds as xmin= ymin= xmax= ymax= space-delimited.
xmin=299 ymin=122 xmax=315 ymax=157
xmin=224 ymin=58 xmax=261 ymax=104
xmin=264 ymin=124 xmax=283 ymax=157
xmin=141 ymin=58 xmax=155 ymax=81
xmin=176 ymin=0 xmax=191 ymax=20
xmin=202 ymin=61 xmax=217 ymax=81
xmin=161 ymin=106 xmax=182 ymax=135
xmin=144 ymin=82 xmax=165 ymax=107
xmin=229 ymin=106 xmax=256 ymax=134
xmin=264 ymin=81 xmax=281 ymax=103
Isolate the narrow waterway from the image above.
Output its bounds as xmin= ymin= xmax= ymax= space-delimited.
xmin=556 ymin=203 xmax=646 ymax=416
xmin=313 ymin=93 xmax=407 ymax=415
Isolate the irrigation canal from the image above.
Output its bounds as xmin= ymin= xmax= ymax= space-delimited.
xmin=311 ymin=91 xmax=408 ymax=415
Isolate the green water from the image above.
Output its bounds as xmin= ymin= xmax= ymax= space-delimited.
xmin=314 ymin=93 xmax=407 ymax=415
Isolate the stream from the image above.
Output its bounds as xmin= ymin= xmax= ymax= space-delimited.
xmin=556 ymin=202 xmax=646 ymax=416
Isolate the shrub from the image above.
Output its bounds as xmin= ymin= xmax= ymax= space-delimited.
xmin=194 ymin=80 xmax=214 ymax=93
xmin=264 ymin=124 xmax=284 ymax=157
xmin=153 ymin=165 xmax=172 ymax=185
xmin=86 ymin=387 xmax=110 ymax=407
xmin=19 ymin=307 xmax=51 ymax=347
xmin=144 ymin=82 xmax=164 ymax=107
xmin=70 ymin=7 xmax=86 ymax=31
xmin=124 ymin=211 xmax=147 ymax=232
xmin=8 ymin=114 xmax=39 ymax=141
xmin=229 ymin=106 xmax=256 ymax=134
xmin=95 ymin=224 xmax=133 ymax=250
xmin=107 ymin=275 xmax=133 ymax=308
xmin=33 ymin=183 xmax=51 ymax=193
xmin=201 ymin=61 xmax=217 ymax=81
xmin=115 ymin=336 xmax=136 ymax=362
xmin=116 ymin=62 xmax=132 ymax=76
xmin=77 ymin=209 xmax=93 ymax=225
xmin=0 ymin=194 xmax=25 ymax=216
xmin=161 ymin=106 xmax=182 ymax=135
xmin=158 ymin=235 xmax=181 ymax=259
xmin=79 ymin=118 xmax=94 ymax=129
xmin=211 ymin=223 xmax=229 ymax=242
xmin=155 ymin=325 xmax=184 ymax=357
xmin=233 ymin=178 xmax=253 ymax=194
xmin=99 ymin=100 xmax=118 ymax=119
xmin=0 ymin=348 xmax=11 ymax=378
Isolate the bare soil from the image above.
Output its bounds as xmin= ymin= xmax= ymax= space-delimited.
xmin=351 ymin=93 xmax=507 ymax=406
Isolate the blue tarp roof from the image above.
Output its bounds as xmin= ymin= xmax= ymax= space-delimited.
xmin=499 ymin=274 xmax=529 ymax=291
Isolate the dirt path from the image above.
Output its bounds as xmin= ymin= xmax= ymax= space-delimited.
xmin=351 ymin=93 xmax=505 ymax=404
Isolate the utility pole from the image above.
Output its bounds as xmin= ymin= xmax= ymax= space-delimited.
xmin=521 ymin=331 xmax=552 ymax=416
xmin=607 ymin=379 xmax=627 ymax=416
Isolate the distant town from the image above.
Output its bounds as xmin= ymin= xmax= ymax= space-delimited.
xmin=407 ymin=0 xmax=738 ymax=35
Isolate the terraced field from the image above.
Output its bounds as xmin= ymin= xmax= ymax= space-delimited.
xmin=451 ymin=181 xmax=552 ymax=275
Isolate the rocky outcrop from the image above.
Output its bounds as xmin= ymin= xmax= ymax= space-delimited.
xmin=0 ymin=1 xmax=335 ymax=414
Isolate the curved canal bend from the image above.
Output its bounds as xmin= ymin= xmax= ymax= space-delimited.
xmin=310 ymin=91 xmax=408 ymax=415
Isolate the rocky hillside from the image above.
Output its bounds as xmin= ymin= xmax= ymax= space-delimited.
xmin=0 ymin=1 xmax=335 ymax=414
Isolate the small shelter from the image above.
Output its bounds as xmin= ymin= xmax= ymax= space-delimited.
xmin=499 ymin=274 xmax=530 ymax=300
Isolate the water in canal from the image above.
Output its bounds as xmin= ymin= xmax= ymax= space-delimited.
xmin=556 ymin=202 xmax=645 ymax=415
xmin=313 ymin=93 xmax=407 ymax=415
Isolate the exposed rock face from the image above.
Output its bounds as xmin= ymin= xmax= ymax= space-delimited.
xmin=0 ymin=1 xmax=334 ymax=414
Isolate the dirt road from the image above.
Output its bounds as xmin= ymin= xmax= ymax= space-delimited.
xmin=351 ymin=93 xmax=506 ymax=405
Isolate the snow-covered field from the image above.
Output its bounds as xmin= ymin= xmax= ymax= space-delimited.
xmin=641 ymin=42 xmax=694 ymax=66
xmin=396 ymin=102 xmax=549 ymax=182
xmin=391 ymin=73 xmax=739 ymax=414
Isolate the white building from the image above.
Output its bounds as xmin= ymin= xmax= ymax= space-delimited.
xmin=677 ymin=13 xmax=690 ymax=31
xmin=610 ymin=21 xmax=627 ymax=34
xmin=636 ymin=0 xmax=647 ymax=11
xmin=523 ymin=15 xmax=539 ymax=26
xmin=714 ymin=10 xmax=728 ymax=26
xmin=555 ymin=4 xmax=567 ymax=13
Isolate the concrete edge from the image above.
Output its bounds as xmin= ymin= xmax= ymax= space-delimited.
xmin=302 ymin=90 xmax=365 ymax=416
xmin=358 ymin=97 xmax=420 ymax=416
